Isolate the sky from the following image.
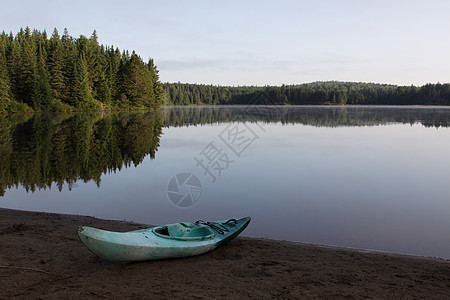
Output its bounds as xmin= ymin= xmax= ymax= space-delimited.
xmin=1 ymin=0 xmax=450 ymax=86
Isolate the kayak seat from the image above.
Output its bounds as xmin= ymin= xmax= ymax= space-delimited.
xmin=152 ymin=222 xmax=214 ymax=241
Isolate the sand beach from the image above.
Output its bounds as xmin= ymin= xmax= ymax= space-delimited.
xmin=1 ymin=208 xmax=449 ymax=299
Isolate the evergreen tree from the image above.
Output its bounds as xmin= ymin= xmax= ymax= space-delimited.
xmin=32 ymin=42 xmax=53 ymax=110
xmin=61 ymin=28 xmax=77 ymax=104
xmin=0 ymin=49 xmax=12 ymax=112
xmin=96 ymin=70 xmax=112 ymax=108
xmin=119 ymin=52 xmax=152 ymax=108
xmin=148 ymin=58 xmax=164 ymax=106
xmin=73 ymin=52 xmax=96 ymax=109
xmin=106 ymin=47 xmax=122 ymax=105
xmin=18 ymin=27 xmax=37 ymax=107
xmin=48 ymin=28 xmax=65 ymax=101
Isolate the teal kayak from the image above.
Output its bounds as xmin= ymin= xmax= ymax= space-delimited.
xmin=77 ymin=217 xmax=250 ymax=262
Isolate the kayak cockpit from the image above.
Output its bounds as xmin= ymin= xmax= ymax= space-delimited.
xmin=152 ymin=222 xmax=215 ymax=241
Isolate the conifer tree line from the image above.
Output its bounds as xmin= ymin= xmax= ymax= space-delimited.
xmin=163 ymin=81 xmax=450 ymax=106
xmin=0 ymin=27 xmax=164 ymax=113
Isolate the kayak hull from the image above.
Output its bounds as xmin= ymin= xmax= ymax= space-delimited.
xmin=77 ymin=217 xmax=250 ymax=262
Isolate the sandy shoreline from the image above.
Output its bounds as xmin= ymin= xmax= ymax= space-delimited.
xmin=1 ymin=208 xmax=449 ymax=299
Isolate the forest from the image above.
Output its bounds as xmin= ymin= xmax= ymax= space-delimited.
xmin=2 ymin=27 xmax=450 ymax=112
xmin=163 ymin=81 xmax=450 ymax=106
xmin=0 ymin=27 xmax=164 ymax=113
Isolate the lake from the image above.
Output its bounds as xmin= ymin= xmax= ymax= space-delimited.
xmin=1 ymin=106 xmax=450 ymax=259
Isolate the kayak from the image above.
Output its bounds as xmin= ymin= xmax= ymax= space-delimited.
xmin=77 ymin=217 xmax=250 ymax=262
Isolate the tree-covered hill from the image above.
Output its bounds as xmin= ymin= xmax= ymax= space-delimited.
xmin=0 ymin=27 xmax=163 ymax=113
xmin=163 ymin=81 xmax=450 ymax=106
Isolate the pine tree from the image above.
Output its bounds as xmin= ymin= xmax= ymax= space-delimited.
xmin=48 ymin=28 xmax=65 ymax=101
xmin=32 ymin=42 xmax=53 ymax=110
xmin=96 ymin=70 xmax=111 ymax=108
xmin=73 ymin=52 xmax=95 ymax=109
xmin=18 ymin=28 xmax=37 ymax=106
xmin=148 ymin=58 xmax=164 ymax=107
xmin=0 ymin=49 xmax=12 ymax=112
xmin=7 ymin=35 xmax=20 ymax=99
xmin=61 ymin=28 xmax=77 ymax=106
xmin=120 ymin=52 xmax=152 ymax=108
xmin=87 ymin=32 xmax=110 ymax=106
xmin=106 ymin=47 xmax=122 ymax=105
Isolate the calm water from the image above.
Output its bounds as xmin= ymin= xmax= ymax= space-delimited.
xmin=1 ymin=106 xmax=450 ymax=259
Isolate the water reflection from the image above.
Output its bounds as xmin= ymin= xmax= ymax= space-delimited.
xmin=2 ymin=106 xmax=450 ymax=197
xmin=162 ymin=105 xmax=450 ymax=128
xmin=2 ymin=106 xmax=450 ymax=196
xmin=0 ymin=112 xmax=163 ymax=196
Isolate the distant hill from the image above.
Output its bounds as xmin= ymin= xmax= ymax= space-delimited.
xmin=163 ymin=81 xmax=450 ymax=106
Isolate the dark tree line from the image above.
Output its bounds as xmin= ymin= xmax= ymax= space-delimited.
xmin=0 ymin=27 xmax=163 ymax=113
xmin=163 ymin=81 xmax=450 ymax=106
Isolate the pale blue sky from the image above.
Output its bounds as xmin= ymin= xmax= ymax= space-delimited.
xmin=1 ymin=0 xmax=449 ymax=86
